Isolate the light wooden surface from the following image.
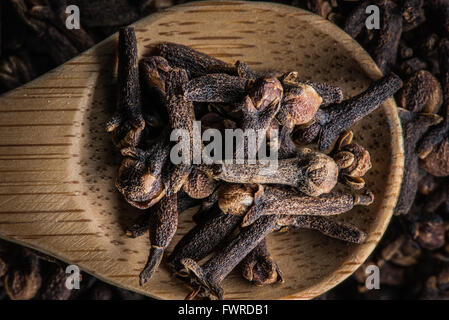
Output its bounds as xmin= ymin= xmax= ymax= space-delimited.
xmin=0 ymin=1 xmax=404 ymax=299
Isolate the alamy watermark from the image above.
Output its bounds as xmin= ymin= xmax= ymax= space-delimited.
xmin=169 ymin=121 xmax=279 ymax=172
xmin=364 ymin=264 xmax=380 ymax=290
xmin=65 ymin=264 xmax=81 ymax=290
xmin=365 ymin=5 xmax=380 ymax=30
xmin=65 ymin=5 xmax=80 ymax=30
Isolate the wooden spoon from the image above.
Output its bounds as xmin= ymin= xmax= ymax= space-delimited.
xmin=0 ymin=1 xmax=404 ymax=299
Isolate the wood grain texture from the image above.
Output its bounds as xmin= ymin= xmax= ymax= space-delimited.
xmin=0 ymin=1 xmax=404 ymax=299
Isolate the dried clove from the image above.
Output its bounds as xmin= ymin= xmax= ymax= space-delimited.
xmin=239 ymin=185 xmax=373 ymax=227
xmin=288 ymin=215 xmax=367 ymax=244
xmin=115 ymin=138 xmax=169 ymax=209
xmin=106 ymin=27 xmax=145 ymax=148
xmin=139 ymin=56 xmax=172 ymax=100
xmin=240 ymin=77 xmax=283 ymax=131
xmin=395 ymin=109 xmax=442 ymax=215
xmin=412 ymin=214 xmax=446 ymax=250
xmin=420 ymin=136 xmax=449 ymax=177
xmin=417 ymin=40 xmax=449 ymax=176
xmin=0 ymin=53 xmax=36 ymax=91
xmin=184 ymin=73 xmax=249 ymax=104
xmin=182 ymin=212 xmax=366 ymax=299
xmin=276 ymin=76 xmax=324 ymax=128
xmin=140 ymin=192 xmax=178 ymax=285
xmin=397 ymin=70 xmax=443 ymax=113
xmin=199 ymin=148 xmax=338 ymax=197
xmin=330 ymin=131 xmax=372 ymax=189
xmin=157 ymin=42 xmax=230 ymax=78
xmin=371 ymin=1 xmax=403 ymax=74
xmin=240 ymin=239 xmax=283 ymax=286
xmin=294 ymin=73 xmax=403 ymax=150
xmin=4 ymin=250 xmax=42 ymax=300
xmin=280 ymin=71 xmax=344 ymax=107
xmin=306 ymin=0 xmax=332 ymax=18
xmin=165 ymin=68 xmax=196 ymax=194
xmin=418 ymin=173 xmax=439 ymax=196
xmin=181 ymin=215 xmax=282 ymax=300
xmin=167 ymin=184 xmax=256 ymax=273
xmin=207 ymin=60 xmax=259 ymax=80
xmin=182 ymin=168 xmax=217 ymax=199
xmin=124 ymin=193 xmax=197 ymax=240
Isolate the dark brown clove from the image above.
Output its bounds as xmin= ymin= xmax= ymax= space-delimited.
xmin=344 ymin=0 xmax=370 ymax=39
xmin=371 ymin=1 xmax=403 ymax=74
xmin=184 ymin=73 xmax=249 ymax=104
xmin=207 ymin=60 xmax=259 ymax=80
xmin=0 ymin=53 xmax=36 ymax=91
xmin=191 ymin=189 xmax=220 ymax=225
xmin=276 ymin=76 xmax=324 ymax=129
xmin=106 ymin=27 xmax=145 ymax=149
xmin=165 ymin=68 xmax=196 ymax=194
xmin=167 ymin=184 xmax=256 ymax=273
xmin=181 ymin=212 xmax=366 ymax=299
xmin=115 ymin=138 xmax=169 ymax=209
xmin=417 ymin=40 xmax=449 ymax=176
xmin=288 ymin=215 xmax=367 ymax=244
xmin=399 ymin=57 xmax=428 ymax=77
xmin=306 ymin=0 xmax=332 ymax=18
xmin=240 ymin=185 xmax=374 ymax=227
xmin=182 ymin=168 xmax=217 ymax=199
xmin=277 ymin=125 xmax=299 ymax=159
xmin=140 ymin=192 xmax=178 ymax=285
xmin=294 ymin=73 xmax=403 ymax=150
xmin=397 ymin=70 xmax=443 ymax=113
xmin=4 ymin=250 xmax=42 ymax=300
xmin=241 ymin=239 xmax=283 ymax=286
xmin=330 ymin=131 xmax=372 ymax=189
xmin=125 ymin=192 xmax=199 ymax=238
xmin=139 ymin=56 xmax=172 ymax=99
xmin=418 ymin=173 xmax=439 ymax=195
xmin=395 ymin=109 xmax=442 ymax=215
xmin=240 ymin=77 xmax=283 ymax=131
xmin=280 ymin=71 xmax=344 ymax=107
xmin=157 ymin=42 xmax=230 ymax=78
xmin=199 ymin=148 xmax=338 ymax=197
xmin=412 ymin=214 xmax=446 ymax=250
xmin=181 ymin=215 xmax=281 ymax=300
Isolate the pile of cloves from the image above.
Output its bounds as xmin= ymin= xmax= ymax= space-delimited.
xmin=0 ymin=239 xmax=147 ymax=300
xmin=107 ymin=26 xmax=402 ymax=299
xmin=304 ymin=0 xmax=449 ymax=300
xmin=4 ymin=0 xmax=449 ymax=301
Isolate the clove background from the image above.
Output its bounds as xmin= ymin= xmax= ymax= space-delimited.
xmin=1 ymin=0 xmax=449 ymax=300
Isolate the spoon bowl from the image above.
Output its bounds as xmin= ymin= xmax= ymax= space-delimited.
xmin=0 ymin=1 xmax=404 ymax=299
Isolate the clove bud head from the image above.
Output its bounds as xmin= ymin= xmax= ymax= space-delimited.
xmin=247 ymin=77 xmax=283 ymax=112
xmin=217 ymin=184 xmax=256 ymax=215
xmin=115 ymin=148 xmax=166 ymax=208
xmin=331 ymin=131 xmax=372 ymax=189
xmin=298 ymin=149 xmax=339 ymax=197
xmin=276 ymin=75 xmax=323 ymax=128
